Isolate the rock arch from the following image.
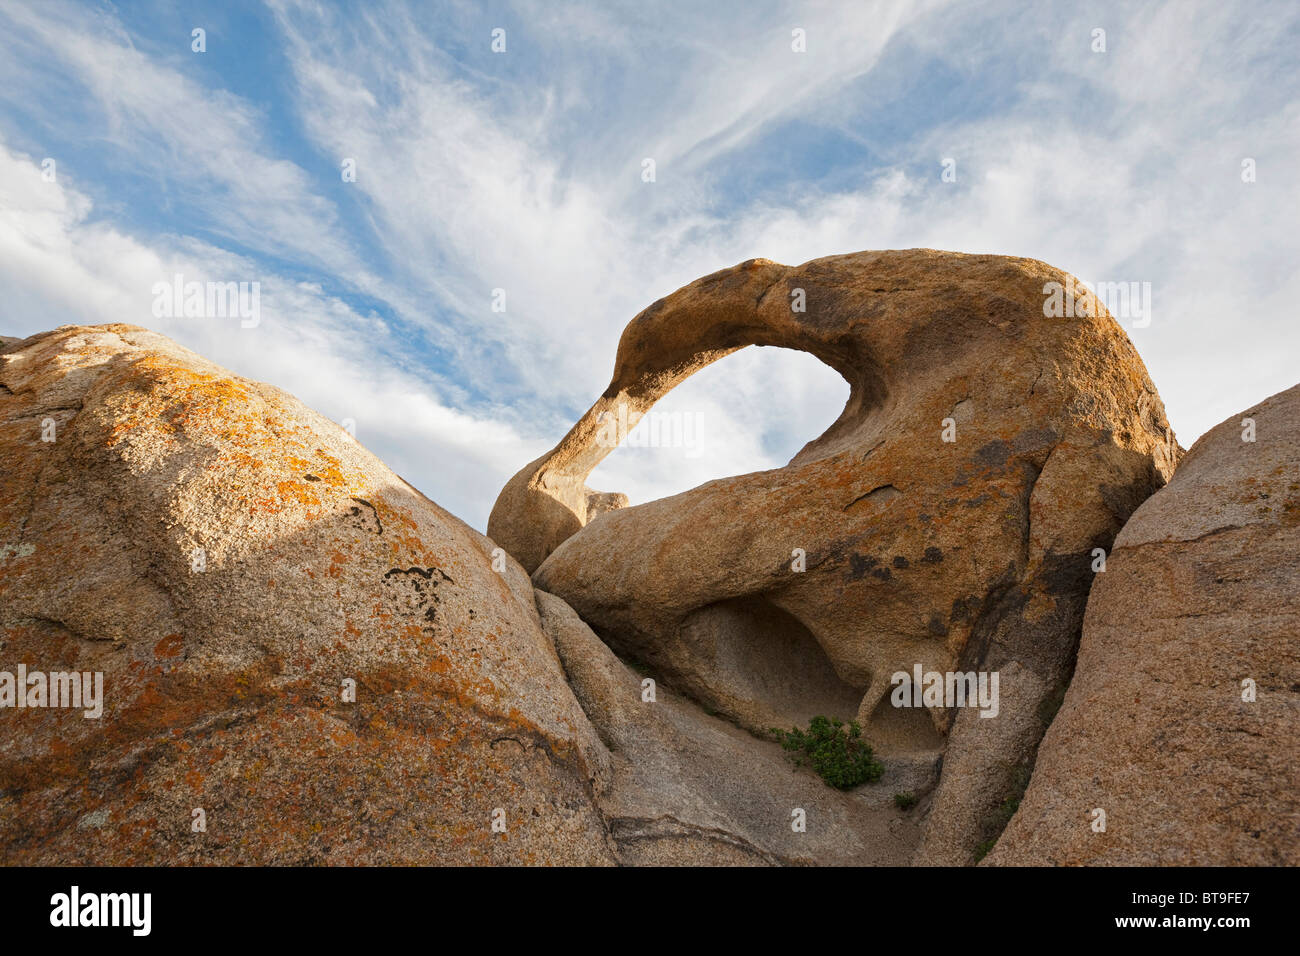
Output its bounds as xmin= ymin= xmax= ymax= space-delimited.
xmin=490 ymin=248 xmax=1180 ymax=864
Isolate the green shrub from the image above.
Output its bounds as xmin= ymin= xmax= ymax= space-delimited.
xmin=771 ymin=716 xmax=884 ymax=790
xmin=894 ymin=791 xmax=918 ymax=811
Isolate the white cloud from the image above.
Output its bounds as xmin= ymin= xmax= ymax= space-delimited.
xmin=0 ymin=0 xmax=360 ymax=277
xmin=2 ymin=0 xmax=1298 ymax=528
xmin=0 ymin=141 xmax=540 ymax=526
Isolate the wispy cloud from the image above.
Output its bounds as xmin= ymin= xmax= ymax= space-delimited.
xmin=0 ymin=141 xmax=544 ymax=524
xmin=1 ymin=0 xmax=1297 ymax=529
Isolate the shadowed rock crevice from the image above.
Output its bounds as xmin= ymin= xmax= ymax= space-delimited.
xmin=534 ymin=589 xmax=930 ymax=865
xmin=867 ymin=686 xmax=946 ymax=754
xmin=988 ymin=383 xmax=1300 ymax=866
xmin=644 ymin=594 xmax=866 ymax=736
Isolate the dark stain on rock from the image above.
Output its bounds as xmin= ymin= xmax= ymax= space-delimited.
xmin=382 ymin=566 xmax=454 ymax=624
xmin=383 ymin=566 xmax=454 ymax=584
xmin=346 ymin=497 xmax=383 ymax=535
xmin=892 ymin=555 xmax=910 ymax=569
xmin=1012 ymin=427 xmax=1060 ymax=454
xmin=848 ymin=553 xmax=877 ymax=581
xmin=950 ymin=595 xmax=977 ymax=624
xmin=975 ymin=439 xmax=1011 ymax=468
xmin=922 ymin=546 xmax=944 ymax=564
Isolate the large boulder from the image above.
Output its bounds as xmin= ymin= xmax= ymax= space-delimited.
xmin=988 ymin=384 xmax=1300 ymax=865
xmin=0 ymin=325 xmax=615 ymax=864
xmin=490 ymin=249 xmax=1181 ymax=864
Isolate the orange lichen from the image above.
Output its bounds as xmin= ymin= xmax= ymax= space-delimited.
xmin=153 ymin=633 xmax=184 ymax=658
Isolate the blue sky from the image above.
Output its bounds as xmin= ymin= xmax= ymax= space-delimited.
xmin=2 ymin=0 xmax=1298 ymax=530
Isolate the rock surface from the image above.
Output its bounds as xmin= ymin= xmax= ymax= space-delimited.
xmin=536 ymin=589 xmax=934 ymax=865
xmin=0 ymin=322 xmax=945 ymax=867
xmin=12 ymin=250 xmax=1279 ymax=868
xmin=0 ymin=325 xmax=615 ymax=864
xmin=491 ymin=249 xmax=1181 ymax=864
xmin=988 ymin=384 xmax=1300 ymax=865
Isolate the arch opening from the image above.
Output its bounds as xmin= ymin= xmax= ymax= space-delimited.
xmin=585 ymin=344 xmax=851 ymax=508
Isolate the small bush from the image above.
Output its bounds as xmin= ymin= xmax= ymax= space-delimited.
xmin=894 ymin=791 xmax=918 ymax=811
xmin=771 ymin=715 xmax=884 ymax=790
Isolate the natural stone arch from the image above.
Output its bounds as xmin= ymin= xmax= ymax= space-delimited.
xmin=488 ymin=256 xmax=885 ymax=574
xmin=491 ymin=248 xmax=1180 ymax=865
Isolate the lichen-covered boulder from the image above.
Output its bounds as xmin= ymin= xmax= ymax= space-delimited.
xmin=989 ymin=383 xmax=1300 ymax=865
xmin=0 ymin=325 xmax=614 ymax=864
